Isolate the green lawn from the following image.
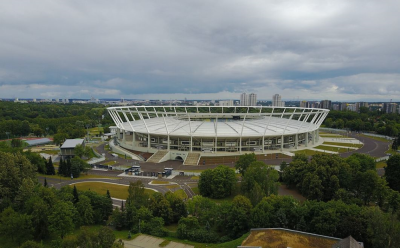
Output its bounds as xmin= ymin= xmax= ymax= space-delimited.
xmin=320 ymin=134 xmax=344 ymax=138
xmin=70 ymin=182 xmax=154 ymax=199
xmin=191 ymin=187 xmax=200 ymax=195
xmin=102 ymin=161 xmax=117 ymax=166
xmin=323 ymin=142 xmax=363 ymax=148
xmin=314 ymin=145 xmax=349 ymax=153
xmin=376 ymin=161 xmax=386 ymax=169
xmin=38 ymin=173 xmax=119 ymax=180
xmin=294 ymin=149 xmax=320 ymax=156
xmin=173 ymin=189 xmax=187 ymax=199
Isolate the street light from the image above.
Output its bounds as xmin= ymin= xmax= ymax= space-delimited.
xmin=5 ymin=132 xmax=10 ymax=140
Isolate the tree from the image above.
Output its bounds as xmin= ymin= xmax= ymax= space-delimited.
xmin=127 ymin=181 xmax=149 ymax=208
xmin=165 ymin=191 xmax=187 ymax=223
xmin=45 ymin=156 xmax=55 ymax=175
xmin=198 ymin=165 xmax=237 ymax=199
xmin=70 ymin=156 xmax=90 ymax=178
xmin=385 ymin=154 xmax=400 ymax=192
xmin=48 ymin=201 xmax=77 ymax=239
xmin=73 ymin=185 xmax=79 ymax=204
xmin=24 ymin=151 xmax=46 ymax=174
xmin=0 ymin=152 xmax=37 ymax=201
xmin=53 ymin=133 xmax=68 ymax=146
xmin=241 ymin=161 xmax=280 ymax=205
xmin=20 ymin=240 xmax=41 ymax=248
xmin=226 ymin=195 xmax=253 ymax=238
xmin=97 ymin=226 xmax=117 ymax=248
xmin=58 ymin=157 xmax=66 ymax=176
xmin=149 ymin=192 xmax=173 ymax=225
xmin=235 ymin=153 xmax=257 ymax=175
xmin=74 ymin=144 xmax=85 ymax=158
xmin=0 ymin=207 xmax=33 ymax=245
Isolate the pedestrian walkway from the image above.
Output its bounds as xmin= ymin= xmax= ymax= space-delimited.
xmin=124 ymin=234 xmax=194 ymax=248
xmin=322 ymin=137 xmax=363 ymax=144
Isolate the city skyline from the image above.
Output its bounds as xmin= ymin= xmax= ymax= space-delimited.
xmin=0 ymin=1 xmax=400 ymax=101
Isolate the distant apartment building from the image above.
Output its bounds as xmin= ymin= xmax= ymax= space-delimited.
xmin=218 ymin=100 xmax=234 ymax=106
xmin=339 ymin=102 xmax=347 ymax=111
xmin=320 ymin=100 xmax=332 ymax=109
xmin=240 ymin=93 xmax=248 ymax=106
xmin=384 ymin=102 xmax=398 ymax=113
xmin=249 ymin=93 xmax=257 ymax=106
xmin=272 ymin=94 xmax=285 ymax=107
xmin=240 ymin=93 xmax=257 ymax=106
xmin=347 ymin=104 xmax=357 ymax=112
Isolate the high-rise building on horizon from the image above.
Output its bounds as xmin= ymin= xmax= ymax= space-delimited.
xmin=249 ymin=93 xmax=257 ymax=106
xmin=240 ymin=93 xmax=248 ymax=106
xmin=320 ymin=100 xmax=332 ymax=110
xmin=218 ymin=100 xmax=234 ymax=106
xmin=240 ymin=93 xmax=257 ymax=106
xmin=272 ymin=94 xmax=284 ymax=107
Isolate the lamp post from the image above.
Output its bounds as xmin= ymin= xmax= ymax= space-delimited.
xmin=5 ymin=132 xmax=10 ymax=140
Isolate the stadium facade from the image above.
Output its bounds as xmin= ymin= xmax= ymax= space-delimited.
xmin=107 ymin=106 xmax=329 ymax=163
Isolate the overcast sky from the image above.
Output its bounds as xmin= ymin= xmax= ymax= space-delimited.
xmin=1 ymin=0 xmax=399 ymax=101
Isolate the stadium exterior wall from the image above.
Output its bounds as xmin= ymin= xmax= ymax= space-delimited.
xmin=107 ymin=106 xmax=329 ymax=156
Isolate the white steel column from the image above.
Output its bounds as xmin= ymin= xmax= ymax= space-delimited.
xmin=305 ymin=132 xmax=309 ymax=147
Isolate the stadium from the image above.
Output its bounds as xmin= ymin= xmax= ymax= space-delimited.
xmin=107 ymin=106 xmax=329 ymax=165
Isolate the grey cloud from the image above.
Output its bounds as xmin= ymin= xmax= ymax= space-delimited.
xmin=0 ymin=0 xmax=399 ymax=100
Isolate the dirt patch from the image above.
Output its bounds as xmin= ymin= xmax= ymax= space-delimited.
xmin=278 ymin=184 xmax=306 ymax=202
xmin=242 ymin=229 xmax=339 ymax=248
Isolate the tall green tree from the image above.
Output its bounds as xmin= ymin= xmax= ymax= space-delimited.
xmin=0 ymin=152 xmax=37 ymax=201
xmin=76 ymin=195 xmax=94 ymax=226
xmin=46 ymin=156 xmax=55 ymax=175
xmin=0 ymin=207 xmax=33 ymax=245
xmin=385 ymin=154 xmax=400 ymax=192
xmin=48 ymin=201 xmax=77 ymax=239
xmin=241 ymin=161 xmax=280 ymax=205
xmin=198 ymin=165 xmax=236 ymax=199
xmin=235 ymin=153 xmax=257 ymax=175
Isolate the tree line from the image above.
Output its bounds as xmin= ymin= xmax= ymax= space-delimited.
xmin=0 ymin=102 xmax=114 ymax=141
xmin=323 ymin=108 xmax=400 ymax=136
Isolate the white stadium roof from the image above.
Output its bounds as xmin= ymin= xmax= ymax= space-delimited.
xmin=119 ymin=116 xmax=319 ymax=137
xmin=108 ymin=106 xmax=329 ymax=138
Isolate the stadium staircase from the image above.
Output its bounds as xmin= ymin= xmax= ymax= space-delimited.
xmin=147 ymin=150 xmax=169 ymax=163
xmin=183 ymin=153 xmax=201 ymax=165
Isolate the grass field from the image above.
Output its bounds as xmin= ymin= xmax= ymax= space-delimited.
xmin=323 ymin=142 xmax=363 ymax=148
xmin=173 ymin=189 xmax=187 ymax=199
xmin=320 ymin=135 xmax=344 ymax=138
xmin=70 ymin=182 xmax=154 ymax=199
xmin=102 ymin=161 xmax=117 ymax=166
xmin=314 ymin=145 xmax=349 ymax=153
xmin=294 ymin=149 xmax=320 ymax=156
xmin=89 ymin=127 xmax=104 ymax=135
xmin=165 ymin=184 xmax=180 ymax=189
xmin=191 ymin=187 xmax=200 ymax=195
xmin=38 ymin=173 xmax=119 ymax=180
xmin=376 ymin=161 xmax=387 ymax=169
